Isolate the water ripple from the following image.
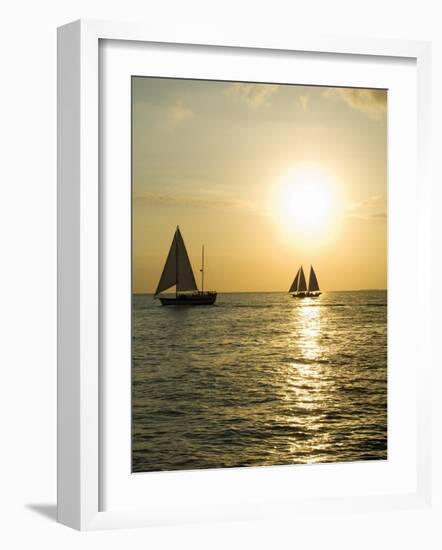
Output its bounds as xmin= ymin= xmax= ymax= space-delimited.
xmin=132 ymin=290 xmax=387 ymax=472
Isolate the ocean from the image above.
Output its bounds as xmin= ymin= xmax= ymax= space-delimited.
xmin=132 ymin=291 xmax=387 ymax=472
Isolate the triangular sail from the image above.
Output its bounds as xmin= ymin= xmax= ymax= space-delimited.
xmin=175 ymin=228 xmax=198 ymax=292
xmin=154 ymin=228 xmax=198 ymax=295
xmin=298 ymin=266 xmax=307 ymax=292
xmin=308 ymin=266 xmax=320 ymax=292
xmin=289 ymin=268 xmax=300 ymax=293
xmin=155 ymin=232 xmax=178 ymax=295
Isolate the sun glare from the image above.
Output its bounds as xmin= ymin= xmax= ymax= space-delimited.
xmin=274 ymin=167 xmax=337 ymax=239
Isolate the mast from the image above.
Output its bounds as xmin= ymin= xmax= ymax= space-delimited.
xmin=175 ymin=225 xmax=179 ymax=298
xmin=200 ymin=245 xmax=205 ymax=292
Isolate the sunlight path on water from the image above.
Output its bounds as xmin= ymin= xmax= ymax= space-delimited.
xmin=132 ymin=291 xmax=387 ymax=472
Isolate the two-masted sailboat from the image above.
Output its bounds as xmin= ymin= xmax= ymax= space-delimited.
xmin=289 ymin=265 xmax=321 ymax=298
xmin=154 ymin=226 xmax=217 ymax=306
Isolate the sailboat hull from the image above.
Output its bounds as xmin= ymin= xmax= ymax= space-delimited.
xmin=159 ymin=292 xmax=217 ymax=306
xmin=292 ymin=292 xmax=321 ymax=298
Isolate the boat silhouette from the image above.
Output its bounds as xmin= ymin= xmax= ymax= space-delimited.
xmin=289 ymin=265 xmax=321 ymax=298
xmin=154 ymin=226 xmax=217 ymax=306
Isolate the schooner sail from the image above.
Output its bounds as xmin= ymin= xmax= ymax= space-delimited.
xmin=289 ymin=264 xmax=321 ymax=297
xmin=298 ymin=266 xmax=307 ymax=293
xmin=289 ymin=268 xmax=300 ymax=293
xmin=308 ymin=265 xmax=320 ymax=295
xmin=154 ymin=227 xmax=217 ymax=306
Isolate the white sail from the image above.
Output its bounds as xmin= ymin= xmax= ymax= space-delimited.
xmin=289 ymin=268 xmax=300 ymax=293
xmin=308 ymin=266 xmax=320 ymax=292
xmin=154 ymin=227 xmax=198 ymax=295
xmin=298 ymin=266 xmax=307 ymax=292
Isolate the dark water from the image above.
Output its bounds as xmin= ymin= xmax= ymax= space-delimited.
xmin=132 ymin=291 xmax=387 ymax=472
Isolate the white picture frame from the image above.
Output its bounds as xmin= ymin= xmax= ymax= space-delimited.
xmin=57 ymin=19 xmax=432 ymax=531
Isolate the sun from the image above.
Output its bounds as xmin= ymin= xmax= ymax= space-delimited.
xmin=274 ymin=167 xmax=337 ymax=238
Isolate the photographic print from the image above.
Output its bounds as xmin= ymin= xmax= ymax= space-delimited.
xmin=132 ymin=77 xmax=387 ymax=473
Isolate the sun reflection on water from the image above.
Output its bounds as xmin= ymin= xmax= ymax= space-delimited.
xmin=133 ymin=291 xmax=388 ymax=471
xmin=282 ymin=299 xmax=338 ymax=462
xmin=296 ymin=300 xmax=322 ymax=363
xmin=283 ymin=300 xmax=328 ymax=410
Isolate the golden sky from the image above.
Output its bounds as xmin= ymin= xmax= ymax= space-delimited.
xmin=132 ymin=77 xmax=387 ymax=293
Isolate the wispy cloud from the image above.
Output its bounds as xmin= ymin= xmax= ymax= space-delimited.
xmin=165 ymin=100 xmax=194 ymax=129
xmin=226 ymin=83 xmax=279 ymax=108
xmin=323 ymin=88 xmax=387 ymax=120
xmin=134 ymin=191 xmax=255 ymax=211
xmin=347 ymin=194 xmax=387 ymax=220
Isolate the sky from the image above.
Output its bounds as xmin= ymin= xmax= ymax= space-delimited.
xmin=132 ymin=77 xmax=387 ymax=293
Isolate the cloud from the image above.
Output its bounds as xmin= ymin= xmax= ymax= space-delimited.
xmin=134 ymin=191 xmax=255 ymax=211
xmin=165 ymin=100 xmax=193 ymax=128
xmin=226 ymin=83 xmax=279 ymax=108
xmin=347 ymin=194 xmax=387 ymax=220
xmin=323 ymin=88 xmax=387 ymax=120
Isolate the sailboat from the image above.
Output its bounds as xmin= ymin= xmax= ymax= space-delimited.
xmin=154 ymin=226 xmax=217 ymax=306
xmin=289 ymin=265 xmax=321 ymax=298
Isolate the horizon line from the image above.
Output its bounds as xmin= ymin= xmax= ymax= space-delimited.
xmin=133 ymin=288 xmax=387 ymax=295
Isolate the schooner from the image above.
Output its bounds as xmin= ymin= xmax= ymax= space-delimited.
xmin=289 ymin=265 xmax=321 ymax=298
xmin=154 ymin=226 xmax=217 ymax=306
